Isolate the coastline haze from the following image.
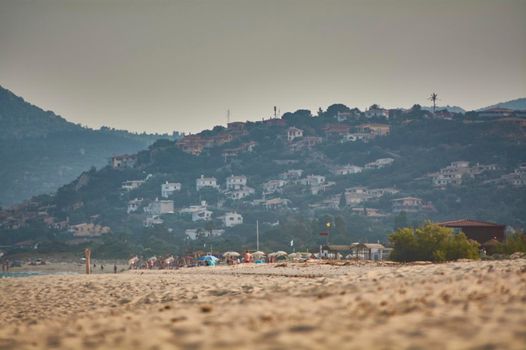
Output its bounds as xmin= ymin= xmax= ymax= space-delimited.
xmin=0 ymin=0 xmax=525 ymax=133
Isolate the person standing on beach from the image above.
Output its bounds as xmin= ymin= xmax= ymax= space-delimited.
xmin=100 ymin=264 xmax=104 ymax=272
xmin=114 ymin=264 xmax=117 ymax=274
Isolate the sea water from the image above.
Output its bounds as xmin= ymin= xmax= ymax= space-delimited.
xmin=0 ymin=271 xmax=43 ymax=278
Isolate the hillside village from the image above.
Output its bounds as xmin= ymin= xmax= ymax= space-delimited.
xmin=1 ymin=103 xmax=526 ymax=256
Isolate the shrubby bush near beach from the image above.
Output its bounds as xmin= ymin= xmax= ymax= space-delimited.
xmin=495 ymin=232 xmax=526 ymax=255
xmin=389 ymin=223 xmax=480 ymax=262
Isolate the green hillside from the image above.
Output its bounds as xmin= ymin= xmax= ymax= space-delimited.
xmin=0 ymin=86 xmax=176 ymax=206
xmin=1 ymin=104 xmax=525 ymax=257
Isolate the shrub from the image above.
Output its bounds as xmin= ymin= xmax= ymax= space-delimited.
xmin=495 ymin=232 xmax=526 ymax=255
xmin=389 ymin=222 xmax=480 ymax=262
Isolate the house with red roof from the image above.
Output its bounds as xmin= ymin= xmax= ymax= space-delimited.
xmin=437 ymin=219 xmax=506 ymax=244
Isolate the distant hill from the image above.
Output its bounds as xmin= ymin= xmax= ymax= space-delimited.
xmin=478 ymin=98 xmax=526 ymax=111
xmin=1 ymin=104 xmax=525 ymax=257
xmin=0 ymin=85 xmax=177 ymax=206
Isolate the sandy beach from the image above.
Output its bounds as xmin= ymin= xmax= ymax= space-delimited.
xmin=1 ymin=259 xmax=525 ymax=350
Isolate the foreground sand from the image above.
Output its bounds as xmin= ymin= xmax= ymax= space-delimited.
xmin=1 ymin=259 xmax=525 ymax=350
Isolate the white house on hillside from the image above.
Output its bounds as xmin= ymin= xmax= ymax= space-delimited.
xmin=280 ymin=169 xmax=304 ymax=180
xmin=127 ymin=198 xmax=143 ymax=214
xmin=365 ymin=158 xmax=394 ymax=169
xmin=144 ymin=198 xmax=174 ymax=215
xmin=262 ymin=179 xmax=288 ymax=194
xmin=287 ymin=127 xmax=303 ymax=142
xmin=161 ymin=182 xmax=182 ymax=198
xmin=221 ymin=212 xmax=243 ymax=227
xmin=301 ymin=175 xmax=326 ymax=186
xmin=333 ymin=165 xmax=363 ymax=176
xmin=228 ymin=187 xmax=255 ymax=200
xmin=185 ymin=228 xmax=225 ymax=240
xmin=196 ymin=175 xmax=219 ymax=191
xmin=144 ymin=215 xmax=163 ymax=227
xmin=192 ymin=209 xmax=213 ymax=222
xmin=365 ymin=106 xmax=389 ymax=119
xmin=226 ymin=175 xmax=247 ymax=190
xmin=121 ymin=180 xmax=145 ymax=191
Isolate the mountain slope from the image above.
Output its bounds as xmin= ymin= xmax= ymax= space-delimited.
xmin=2 ymin=106 xmax=525 ymax=257
xmin=478 ymin=98 xmax=526 ymax=111
xmin=0 ymin=86 xmax=175 ymax=206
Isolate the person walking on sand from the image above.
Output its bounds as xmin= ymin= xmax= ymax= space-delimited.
xmin=114 ymin=264 xmax=117 ymax=274
xmin=100 ymin=264 xmax=104 ymax=272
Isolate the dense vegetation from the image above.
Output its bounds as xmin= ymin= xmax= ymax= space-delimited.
xmin=1 ymin=94 xmax=526 ymax=258
xmin=389 ymin=223 xmax=480 ymax=262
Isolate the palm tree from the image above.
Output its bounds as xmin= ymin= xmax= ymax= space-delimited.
xmin=428 ymin=93 xmax=438 ymax=113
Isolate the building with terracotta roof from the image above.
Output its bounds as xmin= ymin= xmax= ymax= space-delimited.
xmin=437 ymin=219 xmax=506 ymax=244
xmin=323 ymin=123 xmax=351 ymax=136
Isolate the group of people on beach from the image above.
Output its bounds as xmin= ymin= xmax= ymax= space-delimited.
xmin=128 ymin=250 xmax=293 ymax=270
xmin=92 ymin=263 xmax=118 ymax=273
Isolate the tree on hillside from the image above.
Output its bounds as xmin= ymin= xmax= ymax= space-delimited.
xmin=325 ymin=104 xmax=351 ymax=118
xmin=393 ymin=211 xmax=408 ymax=230
xmin=428 ymin=92 xmax=439 ymax=113
xmin=282 ymin=109 xmax=312 ymax=125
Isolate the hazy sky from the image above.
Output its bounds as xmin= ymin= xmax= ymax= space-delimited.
xmin=1 ymin=0 xmax=525 ymax=133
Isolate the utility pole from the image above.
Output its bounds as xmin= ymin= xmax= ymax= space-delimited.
xmin=84 ymin=248 xmax=91 ymax=274
xmin=256 ymin=220 xmax=259 ymax=251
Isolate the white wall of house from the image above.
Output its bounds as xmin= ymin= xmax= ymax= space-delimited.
xmin=226 ymin=175 xmax=247 ymax=190
xmin=161 ymin=182 xmax=181 ymax=198
xmin=196 ymin=175 xmax=218 ymax=191
xmin=222 ymin=212 xmax=243 ymax=227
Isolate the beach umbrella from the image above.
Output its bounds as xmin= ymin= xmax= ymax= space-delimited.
xmin=273 ymin=251 xmax=288 ymax=257
xmin=223 ymin=251 xmax=240 ymax=257
xmin=252 ymin=251 xmax=266 ymax=257
xmin=288 ymin=253 xmax=300 ymax=259
xmin=199 ymin=255 xmax=219 ymax=261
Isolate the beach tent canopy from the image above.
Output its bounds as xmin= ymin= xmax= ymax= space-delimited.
xmin=198 ymin=255 xmax=219 ymax=261
xmin=223 ymin=251 xmax=240 ymax=257
xmin=272 ymin=251 xmax=288 ymax=257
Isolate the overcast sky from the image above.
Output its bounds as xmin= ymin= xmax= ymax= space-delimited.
xmin=1 ymin=0 xmax=525 ymax=133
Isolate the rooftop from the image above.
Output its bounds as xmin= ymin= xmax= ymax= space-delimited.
xmin=437 ymin=219 xmax=505 ymax=228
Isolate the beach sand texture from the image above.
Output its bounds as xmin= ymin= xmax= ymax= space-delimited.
xmin=0 ymin=259 xmax=525 ymax=350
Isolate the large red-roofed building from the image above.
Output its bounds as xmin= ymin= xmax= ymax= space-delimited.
xmin=437 ymin=219 xmax=506 ymax=244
